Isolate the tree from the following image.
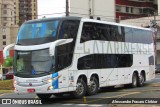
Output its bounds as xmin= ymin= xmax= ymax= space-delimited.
xmin=3 ymin=57 xmax=13 ymax=67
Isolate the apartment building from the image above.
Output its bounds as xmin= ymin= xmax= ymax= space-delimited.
xmin=15 ymin=0 xmax=38 ymax=25
xmin=116 ymin=0 xmax=158 ymax=20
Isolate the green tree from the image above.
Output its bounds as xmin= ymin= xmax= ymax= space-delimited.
xmin=3 ymin=57 xmax=13 ymax=67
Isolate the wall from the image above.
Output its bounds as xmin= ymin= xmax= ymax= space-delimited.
xmin=69 ymin=0 xmax=115 ymax=22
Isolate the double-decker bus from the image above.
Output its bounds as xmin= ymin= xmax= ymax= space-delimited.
xmin=3 ymin=17 xmax=155 ymax=99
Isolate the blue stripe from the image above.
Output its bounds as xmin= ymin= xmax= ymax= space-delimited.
xmin=52 ymin=72 xmax=58 ymax=89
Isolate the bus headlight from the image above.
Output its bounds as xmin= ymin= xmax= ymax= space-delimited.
xmin=47 ymin=78 xmax=53 ymax=83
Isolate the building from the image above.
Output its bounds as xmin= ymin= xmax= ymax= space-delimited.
xmin=0 ymin=0 xmax=19 ymax=63
xmin=15 ymin=0 xmax=38 ymax=25
xmin=120 ymin=16 xmax=160 ymax=64
xmin=116 ymin=0 xmax=158 ymax=20
xmin=69 ymin=0 xmax=115 ymax=22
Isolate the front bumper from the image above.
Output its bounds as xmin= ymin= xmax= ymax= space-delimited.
xmin=14 ymin=83 xmax=59 ymax=94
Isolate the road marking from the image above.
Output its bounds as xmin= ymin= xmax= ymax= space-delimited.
xmin=77 ymin=104 xmax=88 ymax=106
xmin=62 ymin=104 xmax=74 ymax=106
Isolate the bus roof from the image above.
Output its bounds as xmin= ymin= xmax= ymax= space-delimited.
xmin=24 ymin=16 xmax=151 ymax=31
xmin=81 ymin=18 xmax=152 ymax=31
xmin=24 ymin=16 xmax=81 ymax=24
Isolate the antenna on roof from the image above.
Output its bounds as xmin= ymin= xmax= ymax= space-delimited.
xmin=90 ymin=16 xmax=93 ymax=19
xmin=97 ymin=17 xmax=101 ymax=20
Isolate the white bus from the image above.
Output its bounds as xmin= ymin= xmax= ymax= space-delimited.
xmin=3 ymin=17 xmax=155 ymax=99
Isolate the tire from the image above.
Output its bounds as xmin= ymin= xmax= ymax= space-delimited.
xmin=138 ymin=72 xmax=145 ymax=87
xmin=87 ymin=77 xmax=99 ymax=96
xmin=72 ymin=78 xmax=86 ymax=98
xmin=130 ymin=73 xmax=138 ymax=88
xmin=36 ymin=94 xmax=52 ymax=99
xmin=53 ymin=93 xmax=63 ymax=97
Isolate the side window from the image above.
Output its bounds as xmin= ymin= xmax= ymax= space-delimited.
xmin=80 ymin=23 xmax=125 ymax=43
xmin=59 ymin=20 xmax=80 ymax=40
xmin=77 ymin=54 xmax=133 ymax=70
xmin=132 ymin=28 xmax=143 ymax=43
xmin=80 ymin=22 xmax=96 ymax=43
xmin=125 ymin=27 xmax=133 ymax=42
xmin=56 ymin=20 xmax=80 ymax=71
xmin=145 ymin=31 xmax=153 ymax=44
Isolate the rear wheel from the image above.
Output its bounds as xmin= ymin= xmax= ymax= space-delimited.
xmin=72 ymin=78 xmax=86 ymax=98
xmin=36 ymin=94 xmax=52 ymax=99
xmin=138 ymin=72 xmax=145 ymax=87
xmin=130 ymin=73 xmax=138 ymax=88
xmin=87 ymin=77 xmax=99 ymax=96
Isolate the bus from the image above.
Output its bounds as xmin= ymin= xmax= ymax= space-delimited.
xmin=3 ymin=17 xmax=155 ymax=99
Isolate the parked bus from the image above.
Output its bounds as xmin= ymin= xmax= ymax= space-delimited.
xmin=3 ymin=17 xmax=155 ymax=99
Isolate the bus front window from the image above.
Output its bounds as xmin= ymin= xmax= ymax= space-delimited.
xmin=14 ymin=49 xmax=55 ymax=77
xmin=17 ymin=20 xmax=59 ymax=45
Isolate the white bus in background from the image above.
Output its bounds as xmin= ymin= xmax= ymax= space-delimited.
xmin=3 ymin=17 xmax=155 ymax=99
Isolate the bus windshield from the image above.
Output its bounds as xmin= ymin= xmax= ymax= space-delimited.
xmin=14 ymin=49 xmax=55 ymax=77
xmin=17 ymin=20 xmax=59 ymax=45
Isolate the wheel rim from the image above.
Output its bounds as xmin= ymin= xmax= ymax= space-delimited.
xmin=76 ymin=82 xmax=84 ymax=95
xmin=133 ymin=76 xmax=137 ymax=86
xmin=89 ymin=80 xmax=96 ymax=93
xmin=140 ymin=74 xmax=144 ymax=84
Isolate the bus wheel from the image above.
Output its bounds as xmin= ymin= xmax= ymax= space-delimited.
xmin=130 ymin=73 xmax=138 ymax=88
xmin=36 ymin=94 xmax=52 ymax=99
xmin=87 ymin=77 xmax=99 ymax=96
xmin=72 ymin=78 xmax=86 ymax=98
xmin=138 ymin=72 xmax=145 ymax=87
xmin=53 ymin=93 xmax=63 ymax=97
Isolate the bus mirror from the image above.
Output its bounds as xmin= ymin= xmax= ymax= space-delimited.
xmin=3 ymin=44 xmax=15 ymax=59
xmin=49 ymin=39 xmax=73 ymax=56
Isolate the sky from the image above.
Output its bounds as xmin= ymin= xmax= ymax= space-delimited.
xmin=38 ymin=0 xmax=66 ymax=18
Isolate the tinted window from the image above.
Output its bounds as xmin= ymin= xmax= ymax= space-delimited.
xmin=77 ymin=54 xmax=133 ymax=70
xmin=81 ymin=22 xmax=152 ymax=44
xmin=125 ymin=27 xmax=133 ymax=42
xmin=56 ymin=20 xmax=80 ymax=71
xmin=81 ymin=22 xmax=125 ymax=43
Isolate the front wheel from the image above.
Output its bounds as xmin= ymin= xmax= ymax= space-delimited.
xmin=36 ymin=94 xmax=52 ymax=99
xmin=87 ymin=77 xmax=99 ymax=96
xmin=72 ymin=79 xmax=86 ymax=98
xmin=138 ymin=73 xmax=145 ymax=87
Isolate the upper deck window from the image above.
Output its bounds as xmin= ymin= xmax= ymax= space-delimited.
xmin=17 ymin=20 xmax=59 ymax=45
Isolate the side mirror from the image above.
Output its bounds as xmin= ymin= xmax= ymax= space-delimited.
xmin=49 ymin=39 xmax=73 ymax=56
xmin=3 ymin=44 xmax=15 ymax=59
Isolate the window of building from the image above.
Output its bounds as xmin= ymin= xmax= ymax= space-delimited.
xmin=3 ymin=10 xmax=7 ymax=14
xmin=3 ymin=5 xmax=7 ymax=8
xmin=3 ymin=41 xmax=6 ymax=45
xmin=131 ymin=7 xmax=133 ymax=13
xmin=126 ymin=7 xmax=129 ymax=13
xmin=139 ymin=8 xmax=143 ymax=14
xmin=116 ymin=6 xmax=121 ymax=12
xmin=3 ymin=35 xmax=6 ymax=39
xmin=3 ymin=17 xmax=7 ymax=21
xmin=3 ymin=23 xmax=7 ymax=26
